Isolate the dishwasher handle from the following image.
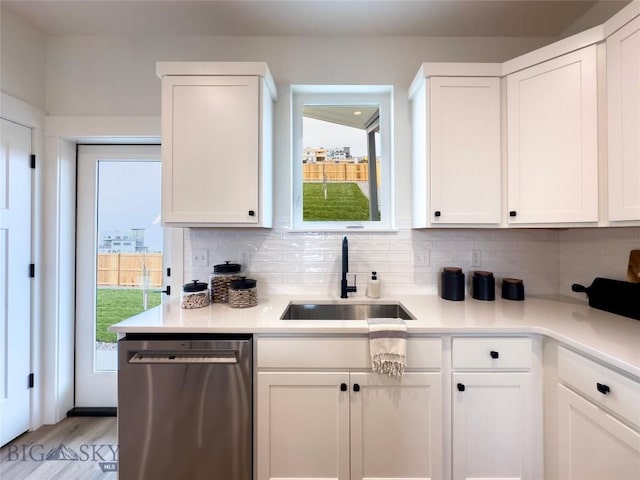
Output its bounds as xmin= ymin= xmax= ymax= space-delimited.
xmin=128 ymin=350 xmax=238 ymax=364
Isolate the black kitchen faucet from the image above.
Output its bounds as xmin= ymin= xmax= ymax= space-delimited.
xmin=341 ymin=236 xmax=357 ymax=298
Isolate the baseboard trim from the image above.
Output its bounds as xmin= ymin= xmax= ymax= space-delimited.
xmin=67 ymin=407 xmax=117 ymax=417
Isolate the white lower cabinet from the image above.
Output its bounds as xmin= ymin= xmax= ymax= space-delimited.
xmin=350 ymin=372 xmax=443 ymax=480
xmin=256 ymin=372 xmax=350 ymax=480
xmin=257 ymin=371 xmax=443 ymax=480
xmin=557 ymin=384 xmax=640 ymax=480
xmin=452 ymin=372 xmax=533 ymax=480
xmin=256 ymin=335 xmax=444 ymax=480
xmin=451 ymin=336 xmax=539 ymax=480
xmin=553 ymin=345 xmax=640 ymax=480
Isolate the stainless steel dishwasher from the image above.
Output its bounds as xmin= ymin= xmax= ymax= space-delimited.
xmin=118 ymin=334 xmax=252 ymax=480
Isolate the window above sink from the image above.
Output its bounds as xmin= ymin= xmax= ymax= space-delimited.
xmin=291 ymin=85 xmax=395 ymax=232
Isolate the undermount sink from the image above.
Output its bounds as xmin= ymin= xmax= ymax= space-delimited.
xmin=280 ymin=302 xmax=415 ymax=321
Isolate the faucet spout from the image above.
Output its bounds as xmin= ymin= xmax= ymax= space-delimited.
xmin=341 ymin=236 xmax=357 ymax=298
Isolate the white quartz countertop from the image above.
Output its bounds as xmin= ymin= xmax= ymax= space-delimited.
xmin=110 ymin=294 xmax=640 ymax=377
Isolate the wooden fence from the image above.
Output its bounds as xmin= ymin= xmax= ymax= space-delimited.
xmin=97 ymin=253 xmax=163 ymax=287
xmin=303 ymin=162 xmax=381 ymax=185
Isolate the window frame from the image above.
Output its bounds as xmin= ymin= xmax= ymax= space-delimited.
xmin=291 ymin=85 xmax=395 ymax=231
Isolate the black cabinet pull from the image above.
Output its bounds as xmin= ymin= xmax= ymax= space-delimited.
xmin=248 ymin=210 xmax=255 ymax=216
xmin=457 ymin=383 xmax=465 ymax=392
xmin=509 ymin=210 xmax=517 ymax=217
xmin=434 ymin=211 xmax=441 ymax=217
xmin=596 ymin=383 xmax=610 ymax=395
xmin=490 ymin=351 xmax=499 ymax=359
xmin=340 ymin=383 xmax=347 ymax=392
xmin=353 ymin=383 xmax=360 ymax=392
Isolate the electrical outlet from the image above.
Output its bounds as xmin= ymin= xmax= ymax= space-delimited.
xmin=192 ymin=249 xmax=209 ymax=267
xmin=471 ymin=249 xmax=482 ymax=267
xmin=413 ymin=251 xmax=430 ymax=267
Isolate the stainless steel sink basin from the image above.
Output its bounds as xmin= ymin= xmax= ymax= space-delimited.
xmin=280 ymin=302 xmax=415 ymax=320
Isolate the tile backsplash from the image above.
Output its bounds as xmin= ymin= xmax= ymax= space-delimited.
xmin=185 ymin=222 xmax=639 ymax=299
xmin=191 ymin=219 xmax=640 ymax=298
xmin=559 ymin=227 xmax=640 ymax=297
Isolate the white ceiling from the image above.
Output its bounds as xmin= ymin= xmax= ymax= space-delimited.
xmin=2 ymin=0 xmax=631 ymax=38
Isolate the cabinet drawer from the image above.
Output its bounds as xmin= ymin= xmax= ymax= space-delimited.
xmin=257 ymin=336 xmax=442 ymax=370
xmin=452 ymin=337 xmax=532 ymax=370
xmin=557 ymin=346 xmax=640 ymax=428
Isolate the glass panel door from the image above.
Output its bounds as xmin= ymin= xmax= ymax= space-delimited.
xmin=76 ymin=145 xmax=164 ymax=407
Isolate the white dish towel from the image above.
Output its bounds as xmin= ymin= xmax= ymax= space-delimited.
xmin=368 ymin=318 xmax=407 ymax=376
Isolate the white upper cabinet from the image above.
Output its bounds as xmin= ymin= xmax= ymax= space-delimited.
xmin=506 ymin=46 xmax=599 ymax=225
xmin=607 ymin=16 xmax=640 ymax=222
xmin=410 ymin=70 xmax=502 ymax=227
xmin=157 ymin=62 xmax=276 ymax=227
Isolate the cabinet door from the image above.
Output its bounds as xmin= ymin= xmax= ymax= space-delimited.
xmin=350 ymin=372 xmax=443 ymax=480
xmin=452 ymin=372 xmax=533 ymax=480
xmin=162 ymin=75 xmax=260 ymax=225
xmin=430 ymin=77 xmax=501 ymax=224
xmin=256 ymin=372 xmax=350 ymax=480
xmin=608 ymin=16 xmax=640 ymax=222
xmin=557 ymin=384 xmax=640 ymax=480
xmin=507 ymin=46 xmax=598 ymax=224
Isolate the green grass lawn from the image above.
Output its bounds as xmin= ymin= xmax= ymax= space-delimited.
xmin=303 ymin=182 xmax=370 ymax=221
xmin=96 ymin=288 xmax=161 ymax=343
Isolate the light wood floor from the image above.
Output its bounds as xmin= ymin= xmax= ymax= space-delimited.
xmin=0 ymin=417 xmax=117 ymax=480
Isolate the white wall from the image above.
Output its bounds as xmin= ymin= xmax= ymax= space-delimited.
xmin=44 ymin=35 xmax=553 ymax=116
xmin=0 ymin=6 xmax=46 ymax=110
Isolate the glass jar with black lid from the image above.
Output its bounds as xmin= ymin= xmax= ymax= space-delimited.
xmin=181 ymin=280 xmax=210 ymax=309
xmin=228 ymin=277 xmax=258 ymax=308
xmin=209 ymin=261 xmax=243 ymax=303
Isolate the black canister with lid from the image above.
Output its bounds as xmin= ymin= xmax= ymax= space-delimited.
xmin=502 ymin=278 xmax=525 ymax=301
xmin=472 ymin=271 xmax=495 ymax=301
xmin=441 ymin=267 xmax=465 ymax=301
xmin=209 ymin=261 xmax=242 ymax=303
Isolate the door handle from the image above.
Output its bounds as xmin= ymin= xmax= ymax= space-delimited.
xmin=157 ymin=285 xmax=171 ymax=296
xmin=353 ymin=383 xmax=360 ymax=392
xmin=340 ymin=383 xmax=347 ymax=392
xmin=457 ymin=383 xmax=465 ymax=392
xmin=490 ymin=351 xmax=499 ymax=359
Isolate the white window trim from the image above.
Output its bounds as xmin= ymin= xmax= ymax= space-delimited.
xmin=291 ymin=85 xmax=395 ymax=231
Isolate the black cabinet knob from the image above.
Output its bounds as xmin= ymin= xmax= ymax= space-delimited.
xmin=596 ymin=382 xmax=610 ymax=395
xmin=353 ymin=383 xmax=360 ymax=392
xmin=457 ymin=383 xmax=465 ymax=392
xmin=509 ymin=210 xmax=517 ymax=217
xmin=248 ymin=210 xmax=255 ymax=216
xmin=434 ymin=211 xmax=441 ymax=217
xmin=490 ymin=351 xmax=499 ymax=359
xmin=340 ymin=383 xmax=347 ymax=392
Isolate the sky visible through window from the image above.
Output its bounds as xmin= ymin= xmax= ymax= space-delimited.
xmin=303 ymin=117 xmax=368 ymax=156
xmin=97 ymin=160 xmax=163 ymax=252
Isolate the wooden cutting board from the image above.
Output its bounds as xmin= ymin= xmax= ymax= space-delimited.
xmin=628 ymin=249 xmax=640 ymax=283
